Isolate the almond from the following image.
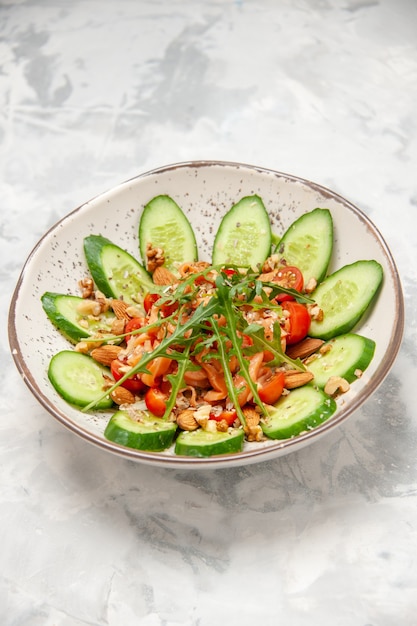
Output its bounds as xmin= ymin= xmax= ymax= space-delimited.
xmin=110 ymin=386 xmax=135 ymax=405
xmin=176 ymin=409 xmax=199 ymax=431
xmin=111 ymin=299 xmax=131 ymax=320
xmin=286 ymin=337 xmax=325 ymax=360
xmin=284 ymin=370 xmax=314 ymax=389
xmin=91 ymin=344 xmax=123 ymax=366
xmin=152 ymin=266 xmax=177 ymax=286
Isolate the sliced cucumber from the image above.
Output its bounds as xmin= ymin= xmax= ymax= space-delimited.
xmin=139 ymin=195 xmax=198 ymax=275
xmin=48 ymin=350 xmax=113 ymax=409
xmin=105 ymin=409 xmax=177 ymax=451
xmin=41 ymin=292 xmax=116 ymax=343
xmin=83 ymin=235 xmax=154 ymax=306
xmin=275 ymin=208 xmax=333 ymax=285
xmin=306 ymin=333 xmax=375 ymax=388
xmin=175 ymin=427 xmax=245 ymax=457
xmin=261 ymin=385 xmax=337 ymax=439
xmin=309 ymin=260 xmax=383 ymax=340
xmin=212 ymin=195 xmax=272 ymax=267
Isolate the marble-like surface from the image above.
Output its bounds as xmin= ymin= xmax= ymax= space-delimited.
xmin=1 ymin=0 xmax=417 ymax=623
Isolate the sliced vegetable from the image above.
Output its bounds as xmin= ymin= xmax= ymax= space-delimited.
xmin=282 ymin=300 xmax=311 ymax=345
xmin=105 ymin=409 xmax=177 ymax=451
xmin=139 ymin=195 xmax=198 ymax=275
xmin=48 ymin=351 xmax=113 ymax=409
xmin=309 ymin=260 xmax=383 ymax=340
xmin=261 ymin=385 xmax=337 ymax=439
xmin=212 ymin=195 xmax=272 ymax=267
xmin=83 ymin=234 xmax=154 ymax=305
xmin=175 ymin=428 xmax=245 ymax=457
xmin=41 ymin=292 xmax=116 ymax=343
xmin=275 ymin=208 xmax=333 ymax=285
xmin=306 ymin=333 xmax=375 ymax=387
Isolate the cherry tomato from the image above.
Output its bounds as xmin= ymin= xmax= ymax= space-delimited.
xmin=125 ymin=317 xmax=144 ymax=342
xmin=110 ymin=359 xmax=146 ymax=394
xmin=144 ymin=292 xmax=178 ymax=317
xmin=222 ymin=268 xmax=238 ymax=278
xmin=257 ymin=370 xmax=285 ymax=404
xmin=143 ymin=292 xmax=160 ymax=313
xmin=274 ymin=266 xmax=304 ymax=302
xmin=144 ymin=387 xmax=169 ymax=417
xmin=209 ymin=409 xmax=237 ymax=426
xmin=282 ymin=301 xmax=311 ymax=345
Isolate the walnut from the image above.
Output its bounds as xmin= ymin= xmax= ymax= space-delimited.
xmin=146 ymin=242 xmax=165 ymax=273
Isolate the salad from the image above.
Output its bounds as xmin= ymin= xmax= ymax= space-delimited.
xmin=41 ymin=194 xmax=382 ymax=457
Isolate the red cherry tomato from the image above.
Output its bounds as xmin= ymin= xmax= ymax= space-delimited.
xmin=144 ymin=387 xmax=169 ymax=417
xmin=209 ymin=409 xmax=237 ymax=426
xmin=110 ymin=359 xmax=146 ymax=394
xmin=143 ymin=292 xmax=160 ymax=313
xmin=274 ymin=266 xmax=304 ymax=302
xmin=257 ymin=370 xmax=285 ymax=404
xmin=125 ymin=317 xmax=144 ymax=342
xmin=282 ymin=301 xmax=311 ymax=345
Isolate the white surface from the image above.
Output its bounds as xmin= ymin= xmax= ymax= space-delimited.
xmin=1 ymin=0 xmax=416 ymax=623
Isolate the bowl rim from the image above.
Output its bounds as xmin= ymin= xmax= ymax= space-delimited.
xmin=8 ymin=159 xmax=405 ymax=468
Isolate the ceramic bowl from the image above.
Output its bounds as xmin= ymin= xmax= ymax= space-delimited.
xmin=8 ymin=161 xmax=404 ymax=468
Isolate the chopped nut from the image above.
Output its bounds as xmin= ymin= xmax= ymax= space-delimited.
xmin=76 ymin=299 xmax=102 ymax=317
xmin=111 ymin=299 xmax=131 ymax=320
xmin=79 ymin=277 xmax=94 ymax=298
xmin=152 ymin=266 xmax=177 ymax=286
xmin=91 ymin=344 xmax=123 ymax=366
xmin=304 ymin=277 xmax=317 ymax=293
xmin=284 ymin=370 xmax=315 ymax=389
xmin=307 ymin=303 xmax=324 ymax=321
xmin=286 ymin=337 xmax=325 ymax=360
xmin=176 ymin=409 xmax=199 ymax=431
xmin=242 ymin=406 xmax=263 ymax=442
xmin=110 ymin=318 xmax=126 ymax=336
xmin=354 ymin=368 xmax=363 ymax=378
xmin=110 ymin=386 xmax=136 ymax=405
xmin=324 ymin=376 xmax=350 ymax=397
xmin=146 ymin=242 xmax=165 ymax=272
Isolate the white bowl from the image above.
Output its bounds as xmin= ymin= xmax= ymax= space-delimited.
xmin=8 ymin=161 xmax=404 ymax=468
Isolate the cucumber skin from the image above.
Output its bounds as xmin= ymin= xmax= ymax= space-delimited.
xmin=83 ymin=235 xmax=154 ymax=302
xmin=212 ymin=195 xmax=272 ymax=267
xmin=48 ymin=351 xmax=113 ymax=409
xmin=306 ymin=333 xmax=376 ymax=388
xmin=175 ymin=428 xmax=245 ymax=457
xmin=41 ymin=292 xmax=115 ymax=343
xmin=139 ymin=195 xmax=198 ymax=272
xmin=309 ymin=260 xmax=383 ymax=340
xmin=105 ymin=410 xmax=177 ymax=451
xmin=276 ymin=208 xmax=333 ymax=285
xmin=261 ymin=386 xmax=337 ymax=439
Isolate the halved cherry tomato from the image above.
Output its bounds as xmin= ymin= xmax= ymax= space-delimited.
xmin=125 ymin=317 xmax=144 ymax=342
xmin=144 ymin=386 xmax=169 ymax=417
xmin=274 ymin=266 xmax=304 ymax=302
xmin=143 ymin=292 xmax=160 ymax=313
xmin=110 ymin=359 xmax=146 ymax=394
xmin=257 ymin=370 xmax=285 ymax=404
xmin=282 ymin=301 xmax=311 ymax=345
xmin=209 ymin=409 xmax=237 ymax=426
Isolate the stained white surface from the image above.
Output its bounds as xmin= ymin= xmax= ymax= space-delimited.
xmin=1 ymin=0 xmax=417 ymax=624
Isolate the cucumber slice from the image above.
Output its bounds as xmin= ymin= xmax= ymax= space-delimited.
xmin=212 ymin=195 xmax=272 ymax=267
xmin=261 ymin=385 xmax=337 ymax=439
xmin=175 ymin=428 xmax=244 ymax=457
xmin=105 ymin=409 xmax=177 ymax=451
xmin=48 ymin=350 xmax=113 ymax=409
xmin=83 ymin=235 xmax=154 ymax=305
xmin=306 ymin=333 xmax=375 ymax=388
xmin=309 ymin=260 xmax=383 ymax=340
xmin=41 ymin=292 xmax=116 ymax=343
xmin=139 ymin=195 xmax=198 ymax=275
xmin=275 ymin=208 xmax=333 ymax=285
